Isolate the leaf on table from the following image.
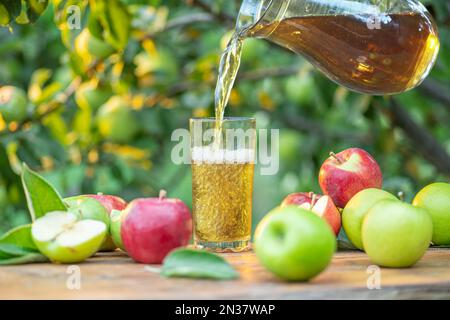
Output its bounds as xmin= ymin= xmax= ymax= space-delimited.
xmin=0 ymin=243 xmax=35 ymax=257
xmin=337 ymin=228 xmax=360 ymax=251
xmin=161 ymin=248 xmax=239 ymax=280
xmin=0 ymin=252 xmax=49 ymax=265
xmin=0 ymin=224 xmax=37 ymax=251
xmin=21 ymin=163 xmax=67 ymax=221
xmin=0 ymin=224 xmax=38 ymax=257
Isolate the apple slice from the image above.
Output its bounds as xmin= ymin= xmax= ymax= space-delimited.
xmin=32 ymin=211 xmax=107 ymax=263
xmin=310 ymin=195 xmax=341 ymax=236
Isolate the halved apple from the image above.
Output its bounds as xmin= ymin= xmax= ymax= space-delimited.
xmin=304 ymin=196 xmax=341 ymax=236
xmin=31 ymin=211 xmax=107 ymax=263
xmin=282 ymin=192 xmax=341 ymax=235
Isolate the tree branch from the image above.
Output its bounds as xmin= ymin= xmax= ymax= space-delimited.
xmin=238 ymin=67 xmax=299 ymax=81
xmin=380 ymin=98 xmax=450 ymax=177
xmin=186 ymin=0 xmax=235 ymax=27
xmin=281 ymin=112 xmax=373 ymax=144
xmin=141 ymin=13 xmax=216 ymax=40
xmin=419 ymin=79 xmax=450 ymax=112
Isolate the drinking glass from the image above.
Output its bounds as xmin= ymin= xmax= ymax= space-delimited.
xmin=190 ymin=117 xmax=256 ymax=252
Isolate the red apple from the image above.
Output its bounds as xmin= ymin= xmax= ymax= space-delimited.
xmin=121 ymin=190 xmax=192 ymax=264
xmin=87 ymin=194 xmax=127 ymax=213
xmin=281 ymin=192 xmax=322 ymax=208
xmin=88 ymin=194 xmax=127 ymax=251
xmin=281 ymin=192 xmax=341 ymax=235
xmin=318 ymin=148 xmax=382 ymax=208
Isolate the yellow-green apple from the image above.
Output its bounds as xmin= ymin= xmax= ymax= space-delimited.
xmin=254 ymin=205 xmax=336 ymax=281
xmin=342 ymin=188 xmax=398 ymax=249
xmin=281 ymin=192 xmax=341 ymax=235
xmin=31 ymin=211 xmax=107 ymax=263
xmin=362 ymin=200 xmax=432 ymax=268
xmin=64 ymin=194 xmax=127 ymax=251
xmin=318 ymin=148 xmax=382 ymax=208
xmin=110 ymin=209 xmax=125 ymax=251
xmin=0 ymin=86 xmax=28 ymax=122
xmin=121 ymin=191 xmax=192 ymax=264
xmin=97 ymin=97 xmax=139 ymax=144
xmin=413 ymin=182 xmax=450 ymax=245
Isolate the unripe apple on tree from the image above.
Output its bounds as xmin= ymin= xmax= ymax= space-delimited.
xmin=318 ymin=148 xmax=382 ymax=208
xmin=0 ymin=86 xmax=28 ymax=123
xmin=97 ymin=96 xmax=139 ymax=144
xmin=121 ymin=190 xmax=192 ymax=264
xmin=281 ymin=192 xmax=341 ymax=236
xmin=31 ymin=211 xmax=107 ymax=264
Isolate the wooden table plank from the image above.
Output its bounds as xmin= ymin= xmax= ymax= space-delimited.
xmin=0 ymin=248 xmax=449 ymax=299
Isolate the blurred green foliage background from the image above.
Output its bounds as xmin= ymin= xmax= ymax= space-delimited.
xmin=0 ymin=0 xmax=449 ymax=234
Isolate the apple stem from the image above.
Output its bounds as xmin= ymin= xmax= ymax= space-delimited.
xmin=329 ymin=152 xmax=343 ymax=164
xmin=159 ymin=189 xmax=167 ymax=200
xmin=397 ymin=191 xmax=405 ymax=202
xmin=311 ymin=193 xmax=317 ymax=208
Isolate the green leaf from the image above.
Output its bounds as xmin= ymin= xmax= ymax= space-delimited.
xmin=0 ymin=244 xmax=35 ymax=257
xmin=0 ymin=224 xmax=37 ymax=252
xmin=2 ymin=0 xmax=21 ymax=19
xmin=21 ymin=164 xmax=67 ymax=221
xmin=337 ymin=228 xmax=360 ymax=251
xmin=0 ymin=4 xmax=10 ymax=26
xmin=0 ymin=252 xmax=49 ymax=265
xmin=92 ymin=0 xmax=131 ymax=50
xmin=25 ymin=0 xmax=49 ymax=23
xmin=161 ymin=249 xmax=239 ymax=280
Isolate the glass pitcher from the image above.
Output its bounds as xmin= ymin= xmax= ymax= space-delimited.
xmin=237 ymin=0 xmax=440 ymax=95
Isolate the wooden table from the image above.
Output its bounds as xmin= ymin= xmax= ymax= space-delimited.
xmin=1 ymin=248 xmax=449 ymax=299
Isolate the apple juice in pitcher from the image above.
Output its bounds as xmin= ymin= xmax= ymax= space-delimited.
xmin=214 ymin=0 xmax=440 ymax=128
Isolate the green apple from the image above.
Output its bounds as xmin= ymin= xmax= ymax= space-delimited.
xmin=241 ymin=38 xmax=267 ymax=64
xmin=31 ymin=211 xmax=107 ymax=263
xmin=342 ymin=188 xmax=398 ymax=250
xmin=110 ymin=209 xmax=125 ymax=251
xmin=362 ymin=200 xmax=432 ymax=268
xmin=254 ymin=206 xmax=336 ymax=281
xmin=0 ymin=86 xmax=28 ymax=123
xmin=64 ymin=196 xmax=112 ymax=251
xmin=284 ymin=75 xmax=315 ymax=106
xmin=97 ymin=97 xmax=139 ymax=144
xmin=413 ymin=182 xmax=450 ymax=245
xmin=64 ymin=196 xmax=110 ymax=227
